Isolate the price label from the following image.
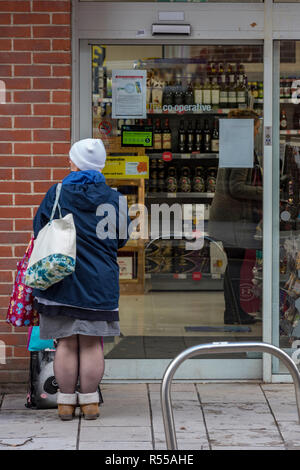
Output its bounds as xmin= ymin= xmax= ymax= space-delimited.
xmin=192 ymin=272 xmax=202 ymax=281
xmin=163 ymin=152 xmax=172 ymax=162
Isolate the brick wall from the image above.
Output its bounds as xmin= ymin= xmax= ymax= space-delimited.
xmin=0 ymin=0 xmax=71 ymax=388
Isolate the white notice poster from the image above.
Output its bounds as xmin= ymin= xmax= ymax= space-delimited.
xmin=219 ymin=119 xmax=254 ymax=168
xmin=112 ymin=70 xmax=147 ymax=119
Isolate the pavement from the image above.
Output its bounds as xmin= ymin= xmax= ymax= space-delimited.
xmin=0 ymin=382 xmax=300 ymax=451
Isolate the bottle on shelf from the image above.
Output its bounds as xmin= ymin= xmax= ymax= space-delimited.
xmin=218 ymin=63 xmax=224 ymax=80
xmin=152 ymin=72 xmax=164 ymax=111
xmin=184 ymin=73 xmax=194 ymax=106
xmin=258 ymin=81 xmax=264 ymax=100
xmin=280 ymin=109 xmax=288 ymax=131
xmin=178 ymin=119 xmax=186 ymax=153
xmin=186 ymin=121 xmax=194 ymax=153
xmin=194 ymin=77 xmax=203 ymax=106
xmin=147 ymin=117 xmax=153 ymax=150
xmin=211 ymin=119 xmax=219 ymax=153
xmin=284 ymin=78 xmax=291 ymax=100
xmin=163 ymin=78 xmax=174 ymax=107
xmin=202 ymin=75 xmax=212 ymax=106
xmin=174 ymin=73 xmax=184 ymax=106
xmin=219 ymin=71 xmax=228 ymax=108
xmin=162 ymin=118 xmax=172 ymax=151
xmin=206 ymin=167 xmax=217 ymax=193
xmin=157 ymin=159 xmax=165 ymax=192
xmin=228 ymin=71 xmax=237 ymax=108
xmin=236 ymin=73 xmax=247 ymax=109
xmin=293 ymin=108 xmax=300 ymax=130
xmin=211 ymin=76 xmax=220 ymax=107
xmin=193 ymin=166 xmax=206 ymax=192
xmin=179 ymin=166 xmax=192 ymax=193
xmin=194 ymin=120 xmax=203 ymax=153
xmin=280 ymin=77 xmax=285 ymax=100
xmin=153 ymin=118 xmax=162 ymax=150
xmin=203 ymin=119 xmax=212 ymax=153
xmin=252 ymin=82 xmax=259 ymax=100
xmin=166 ymin=166 xmax=178 ymax=193
xmin=150 ymin=160 xmax=158 ymax=193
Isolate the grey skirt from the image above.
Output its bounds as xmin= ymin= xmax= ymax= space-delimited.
xmin=39 ymin=314 xmax=120 ymax=340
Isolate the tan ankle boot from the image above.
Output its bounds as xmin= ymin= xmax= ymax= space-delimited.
xmin=57 ymin=391 xmax=77 ymax=421
xmin=78 ymin=392 xmax=100 ymax=420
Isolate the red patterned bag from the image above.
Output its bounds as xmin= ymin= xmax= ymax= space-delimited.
xmin=6 ymin=236 xmax=39 ymax=327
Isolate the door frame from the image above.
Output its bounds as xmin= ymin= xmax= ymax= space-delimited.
xmin=72 ymin=0 xmax=300 ymax=382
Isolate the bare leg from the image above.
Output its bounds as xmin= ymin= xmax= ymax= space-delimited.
xmin=54 ymin=335 xmax=79 ymax=394
xmin=78 ymin=335 xmax=104 ymax=393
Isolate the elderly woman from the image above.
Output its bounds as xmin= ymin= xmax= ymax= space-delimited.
xmin=209 ymin=109 xmax=262 ymax=325
xmin=32 ymin=138 xmax=130 ymax=420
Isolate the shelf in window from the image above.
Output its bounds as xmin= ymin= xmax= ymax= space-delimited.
xmin=280 ymin=130 xmax=300 ymax=135
xmin=145 ymin=192 xmax=215 ymax=199
xmin=147 ymin=152 xmax=219 ymax=160
xmin=145 ymin=272 xmax=223 ymax=280
xmin=146 ymin=192 xmax=215 ymax=199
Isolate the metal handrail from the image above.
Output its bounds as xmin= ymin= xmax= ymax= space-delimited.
xmin=160 ymin=341 xmax=300 ymax=450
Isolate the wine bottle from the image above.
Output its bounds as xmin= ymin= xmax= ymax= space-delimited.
xmin=179 ymin=166 xmax=192 ymax=193
xmin=194 ymin=120 xmax=203 ymax=153
xmin=184 ymin=73 xmax=194 ymax=106
xmin=236 ymin=74 xmax=247 ymax=108
xmin=194 ymin=77 xmax=203 ymax=105
xmin=280 ymin=109 xmax=288 ymax=130
xmin=211 ymin=119 xmax=219 ymax=153
xmin=174 ymin=73 xmax=184 ymax=106
xmin=162 ymin=118 xmax=172 ymax=151
xmin=153 ymin=118 xmax=162 ymax=150
xmin=186 ymin=121 xmax=194 ymax=153
xmin=211 ymin=76 xmax=220 ymax=107
xmin=219 ymin=72 xmax=228 ymax=108
xmin=228 ymin=72 xmax=237 ymax=109
xmin=166 ymin=166 xmax=177 ymax=193
xmin=202 ymin=76 xmax=212 ymax=106
xmin=178 ymin=120 xmax=186 ymax=153
xmin=203 ymin=119 xmax=212 ymax=153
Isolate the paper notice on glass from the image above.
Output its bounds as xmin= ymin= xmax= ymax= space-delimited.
xmin=219 ymin=119 xmax=254 ymax=168
xmin=112 ymin=70 xmax=146 ymax=119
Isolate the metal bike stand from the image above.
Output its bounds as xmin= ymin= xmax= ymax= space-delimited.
xmin=161 ymin=341 xmax=300 ymax=450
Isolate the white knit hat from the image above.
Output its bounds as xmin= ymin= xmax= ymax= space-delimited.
xmin=69 ymin=138 xmax=106 ymax=171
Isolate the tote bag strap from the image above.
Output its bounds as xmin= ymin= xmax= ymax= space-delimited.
xmin=50 ymin=183 xmax=62 ymax=222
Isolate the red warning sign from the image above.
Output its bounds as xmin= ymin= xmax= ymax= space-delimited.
xmin=192 ymin=272 xmax=202 ymax=281
xmin=162 ymin=152 xmax=172 ymax=162
xmin=98 ymin=120 xmax=112 ymax=135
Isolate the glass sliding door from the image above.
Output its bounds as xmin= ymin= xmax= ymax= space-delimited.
xmin=273 ymin=40 xmax=300 ymax=376
xmin=81 ymin=40 xmax=265 ymax=379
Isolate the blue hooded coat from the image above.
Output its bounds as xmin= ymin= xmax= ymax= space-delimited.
xmin=32 ymin=170 xmax=131 ymax=321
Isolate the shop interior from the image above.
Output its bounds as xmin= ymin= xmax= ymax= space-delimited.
xmin=90 ymin=42 xmax=300 ymax=360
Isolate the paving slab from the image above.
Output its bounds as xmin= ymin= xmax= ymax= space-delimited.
xmin=1 ymin=394 xmax=28 ymax=410
xmin=148 ymin=383 xmax=196 ymax=393
xmin=0 ymin=410 xmax=79 ymax=439
xmin=196 ymin=383 xmax=266 ymax=404
xmin=154 ymin=438 xmax=210 ymax=451
xmin=150 ymin=396 xmax=206 ymax=435
xmin=208 ymin=428 xmax=284 ymax=448
xmin=203 ymin=403 xmax=277 ymax=429
xmin=81 ymin=395 xmax=150 ymax=427
xmin=277 ymin=421 xmax=300 ymax=449
xmin=79 ymin=441 xmax=154 ymax=450
xmin=0 ymin=437 xmax=76 ymax=451
xmin=79 ymin=425 xmax=152 ymax=443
